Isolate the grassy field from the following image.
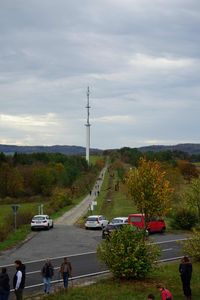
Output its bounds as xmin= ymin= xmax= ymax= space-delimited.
xmin=92 ymin=171 xmax=136 ymax=221
xmin=0 ymin=225 xmax=30 ymax=251
xmin=41 ymin=262 xmax=200 ymax=300
xmin=0 ymin=202 xmax=40 ymax=223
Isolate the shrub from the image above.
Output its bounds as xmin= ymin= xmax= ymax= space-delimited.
xmin=182 ymin=230 xmax=200 ymax=261
xmin=97 ymin=225 xmax=160 ymax=279
xmin=171 ymin=208 xmax=198 ymax=230
xmin=49 ymin=188 xmax=73 ymax=212
xmin=17 ymin=210 xmax=34 ymax=227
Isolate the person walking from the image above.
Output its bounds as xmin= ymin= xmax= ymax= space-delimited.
xmin=156 ymin=284 xmax=173 ymax=300
xmin=179 ymin=256 xmax=192 ymax=300
xmin=59 ymin=257 xmax=72 ymax=289
xmin=41 ymin=259 xmax=54 ymax=294
xmin=13 ymin=260 xmax=26 ymax=300
xmin=0 ymin=267 xmax=10 ymax=300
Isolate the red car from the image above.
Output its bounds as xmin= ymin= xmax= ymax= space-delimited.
xmin=128 ymin=213 xmax=166 ymax=234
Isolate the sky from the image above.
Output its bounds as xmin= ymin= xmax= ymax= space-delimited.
xmin=0 ymin=0 xmax=199 ymax=150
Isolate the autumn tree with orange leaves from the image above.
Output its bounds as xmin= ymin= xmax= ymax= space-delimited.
xmin=126 ymin=158 xmax=173 ymax=229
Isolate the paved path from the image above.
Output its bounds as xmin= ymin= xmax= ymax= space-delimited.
xmin=55 ymin=167 xmax=106 ymax=225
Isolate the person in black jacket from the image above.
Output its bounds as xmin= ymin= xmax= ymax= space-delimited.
xmin=13 ymin=260 xmax=26 ymax=300
xmin=41 ymin=259 xmax=54 ymax=294
xmin=179 ymin=256 xmax=192 ymax=300
xmin=0 ymin=267 xmax=10 ymax=300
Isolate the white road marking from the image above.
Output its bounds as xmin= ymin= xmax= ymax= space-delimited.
xmin=162 ymin=248 xmax=173 ymax=252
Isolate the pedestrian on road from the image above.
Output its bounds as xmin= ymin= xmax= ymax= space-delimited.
xmin=59 ymin=257 xmax=72 ymax=289
xmin=0 ymin=267 xmax=10 ymax=300
xmin=41 ymin=259 xmax=54 ymax=294
xmin=147 ymin=294 xmax=155 ymax=300
xmin=179 ymin=256 xmax=192 ymax=300
xmin=156 ymin=284 xmax=173 ymax=300
xmin=13 ymin=260 xmax=26 ymax=300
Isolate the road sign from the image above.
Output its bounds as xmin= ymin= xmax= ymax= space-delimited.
xmin=11 ymin=204 xmax=20 ymax=213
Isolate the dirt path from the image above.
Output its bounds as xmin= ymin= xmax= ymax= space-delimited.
xmin=55 ymin=167 xmax=106 ymax=225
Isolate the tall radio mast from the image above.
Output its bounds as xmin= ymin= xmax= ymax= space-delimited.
xmin=85 ymin=87 xmax=91 ymax=164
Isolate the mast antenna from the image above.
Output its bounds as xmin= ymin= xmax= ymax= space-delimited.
xmin=85 ymin=86 xmax=91 ymax=164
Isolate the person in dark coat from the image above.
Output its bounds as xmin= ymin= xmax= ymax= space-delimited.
xmin=13 ymin=260 xmax=26 ymax=300
xmin=41 ymin=259 xmax=54 ymax=294
xmin=0 ymin=267 xmax=10 ymax=300
xmin=179 ymin=256 xmax=192 ymax=300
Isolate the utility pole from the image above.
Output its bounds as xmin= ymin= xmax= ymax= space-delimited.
xmin=85 ymin=87 xmax=91 ymax=164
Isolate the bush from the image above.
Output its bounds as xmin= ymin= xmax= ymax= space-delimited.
xmin=97 ymin=225 xmax=160 ymax=279
xmin=49 ymin=188 xmax=73 ymax=212
xmin=171 ymin=208 xmax=198 ymax=230
xmin=182 ymin=230 xmax=200 ymax=261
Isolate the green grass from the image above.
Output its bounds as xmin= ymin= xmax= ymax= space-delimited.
xmin=0 ymin=225 xmax=30 ymax=251
xmin=92 ymin=170 xmax=136 ymax=221
xmin=0 ymin=202 xmax=40 ymax=224
xmin=41 ymin=262 xmax=200 ymax=300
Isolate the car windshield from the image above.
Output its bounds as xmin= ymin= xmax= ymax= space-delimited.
xmin=87 ymin=217 xmax=98 ymax=221
xmin=130 ymin=216 xmax=142 ymax=222
xmin=111 ymin=219 xmax=123 ymax=224
xmin=33 ymin=216 xmax=46 ymax=221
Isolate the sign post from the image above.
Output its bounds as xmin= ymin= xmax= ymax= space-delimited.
xmin=11 ymin=205 xmax=20 ymax=231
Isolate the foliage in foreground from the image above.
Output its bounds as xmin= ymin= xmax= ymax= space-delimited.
xmin=182 ymin=230 xmax=200 ymax=261
xmin=97 ymin=225 xmax=160 ymax=279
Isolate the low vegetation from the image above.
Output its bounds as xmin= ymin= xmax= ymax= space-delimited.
xmin=42 ymin=262 xmax=200 ymax=300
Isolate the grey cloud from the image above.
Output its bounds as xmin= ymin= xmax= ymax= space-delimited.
xmin=0 ymin=0 xmax=199 ymax=148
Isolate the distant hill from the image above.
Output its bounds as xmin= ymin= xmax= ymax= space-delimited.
xmin=138 ymin=143 xmax=200 ymax=155
xmin=0 ymin=144 xmax=102 ymax=155
xmin=0 ymin=143 xmax=200 ymax=156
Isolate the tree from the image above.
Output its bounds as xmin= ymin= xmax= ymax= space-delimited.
xmin=125 ymin=158 xmax=173 ymax=228
xmin=97 ymin=225 xmax=160 ymax=279
xmin=177 ymin=160 xmax=199 ymax=182
xmin=185 ymin=177 xmax=200 ymax=221
xmin=182 ymin=230 xmax=200 ymax=261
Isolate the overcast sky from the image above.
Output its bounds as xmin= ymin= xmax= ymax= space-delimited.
xmin=0 ymin=0 xmax=199 ymax=150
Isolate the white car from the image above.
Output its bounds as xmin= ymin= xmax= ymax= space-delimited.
xmin=31 ymin=215 xmax=53 ymax=230
xmin=110 ymin=217 xmax=128 ymax=224
xmin=85 ymin=215 xmax=109 ymax=229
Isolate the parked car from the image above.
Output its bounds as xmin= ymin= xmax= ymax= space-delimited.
xmin=110 ymin=217 xmax=128 ymax=224
xmin=128 ymin=213 xmax=166 ymax=234
xmin=102 ymin=223 xmax=126 ymax=239
xmin=31 ymin=215 xmax=54 ymax=230
xmin=85 ymin=215 xmax=109 ymax=229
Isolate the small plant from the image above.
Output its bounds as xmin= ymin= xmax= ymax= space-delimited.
xmin=97 ymin=225 xmax=160 ymax=279
xmin=171 ymin=208 xmax=198 ymax=230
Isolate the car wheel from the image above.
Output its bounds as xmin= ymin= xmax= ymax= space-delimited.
xmin=51 ymin=222 xmax=54 ymax=229
xmin=31 ymin=227 xmax=34 ymax=231
xmin=46 ymin=224 xmax=50 ymax=230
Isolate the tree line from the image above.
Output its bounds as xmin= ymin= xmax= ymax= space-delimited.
xmin=0 ymin=152 xmax=102 ymax=200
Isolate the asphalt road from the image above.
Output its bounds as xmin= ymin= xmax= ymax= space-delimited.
xmin=0 ymin=165 xmax=190 ymax=297
xmin=0 ymin=226 xmax=189 ymax=298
